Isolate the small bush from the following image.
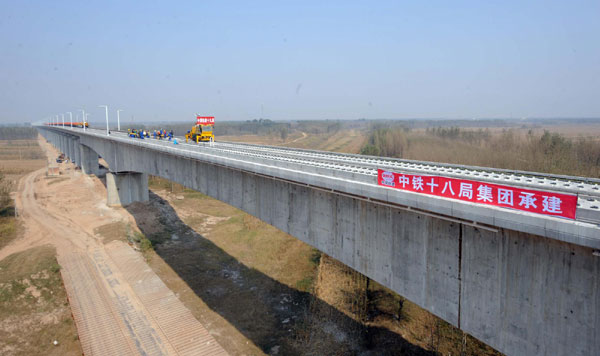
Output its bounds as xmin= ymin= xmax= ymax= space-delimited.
xmin=139 ymin=237 xmax=153 ymax=252
xmin=50 ymin=263 xmax=61 ymax=273
xmin=0 ymin=172 xmax=11 ymax=212
xmin=295 ymin=277 xmax=314 ymax=292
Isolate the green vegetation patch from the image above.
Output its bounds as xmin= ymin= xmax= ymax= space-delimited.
xmin=46 ymin=177 xmax=69 ymax=186
xmin=182 ymin=189 xmax=208 ymax=200
xmin=0 ymin=216 xmax=19 ymax=251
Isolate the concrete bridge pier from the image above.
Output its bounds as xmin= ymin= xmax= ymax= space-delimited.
xmin=63 ymin=135 xmax=70 ymax=160
xmin=69 ymin=138 xmax=75 ymax=163
xmin=58 ymin=134 xmax=65 ymax=158
xmin=79 ymin=144 xmax=99 ymax=175
xmin=106 ymin=171 xmax=149 ymax=206
xmin=71 ymin=137 xmax=81 ymax=167
xmin=65 ymin=135 xmax=73 ymax=162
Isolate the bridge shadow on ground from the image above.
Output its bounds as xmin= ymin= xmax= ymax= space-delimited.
xmin=125 ymin=191 xmax=434 ymax=356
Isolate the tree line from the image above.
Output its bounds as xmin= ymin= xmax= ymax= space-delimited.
xmin=360 ymin=126 xmax=600 ymax=177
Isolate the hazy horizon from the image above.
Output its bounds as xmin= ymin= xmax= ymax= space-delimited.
xmin=2 ymin=1 xmax=599 ymax=124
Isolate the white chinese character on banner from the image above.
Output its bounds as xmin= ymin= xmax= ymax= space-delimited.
xmin=498 ymin=189 xmax=514 ymax=206
xmin=518 ymin=192 xmax=537 ymax=209
xmin=458 ymin=183 xmax=473 ymax=199
xmin=399 ymin=175 xmax=410 ymax=188
xmin=477 ymin=185 xmax=493 ymax=202
xmin=441 ymin=181 xmax=455 ymax=195
xmin=542 ymin=196 xmax=562 ymax=213
xmin=426 ymin=178 xmax=438 ymax=193
xmin=413 ymin=176 xmax=424 ymax=191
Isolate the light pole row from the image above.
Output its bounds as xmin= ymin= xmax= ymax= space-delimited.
xmin=48 ymin=107 xmax=123 ymax=135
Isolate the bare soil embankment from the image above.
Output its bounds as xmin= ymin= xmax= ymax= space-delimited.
xmin=0 ymin=136 xmax=81 ymax=355
xmin=2 ymin=136 xmax=227 ymax=355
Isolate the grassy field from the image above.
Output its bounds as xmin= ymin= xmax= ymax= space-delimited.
xmin=220 ymin=128 xmax=366 ymax=153
xmin=0 ymin=246 xmax=82 ymax=355
xmin=0 ymin=139 xmax=46 ymax=194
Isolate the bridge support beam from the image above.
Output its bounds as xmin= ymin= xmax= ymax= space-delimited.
xmin=106 ymin=172 xmax=148 ymax=206
xmin=79 ymin=144 xmax=99 ymax=175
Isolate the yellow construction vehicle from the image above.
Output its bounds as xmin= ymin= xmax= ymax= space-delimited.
xmin=185 ymin=116 xmax=215 ymax=143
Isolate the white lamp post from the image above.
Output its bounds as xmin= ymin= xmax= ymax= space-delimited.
xmin=61 ymin=113 xmax=65 ymax=128
xmin=67 ymin=112 xmax=73 ymax=130
xmin=116 ymin=109 xmax=123 ymax=131
xmin=79 ymin=109 xmax=86 ymax=131
xmin=98 ymin=105 xmax=109 ymax=135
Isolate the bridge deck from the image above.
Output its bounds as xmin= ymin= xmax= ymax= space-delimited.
xmin=42 ymin=126 xmax=600 ymax=249
xmin=74 ymin=127 xmax=600 ymax=223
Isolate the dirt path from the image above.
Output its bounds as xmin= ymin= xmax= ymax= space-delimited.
xmin=1 ymin=138 xmax=228 ymax=355
xmin=288 ymin=131 xmax=307 ymax=143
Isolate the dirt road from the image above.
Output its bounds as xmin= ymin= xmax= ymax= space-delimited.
xmin=2 ymin=138 xmax=227 ymax=355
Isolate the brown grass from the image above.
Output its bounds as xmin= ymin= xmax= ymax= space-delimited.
xmin=0 ymin=140 xmax=45 ymax=160
xmin=219 ymin=131 xmax=305 ymax=145
xmin=0 ymin=139 xmax=46 ymax=186
xmin=0 ymin=246 xmax=82 ymax=356
xmin=363 ymin=126 xmax=600 ymax=178
xmin=94 ymin=221 xmax=131 ymax=244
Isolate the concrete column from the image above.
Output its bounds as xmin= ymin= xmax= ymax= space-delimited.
xmin=72 ymin=138 xmax=81 ymax=167
xmin=70 ymin=138 xmax=76 ymax=164
xmin=66 ymin=136 xmax=72 ymax=160
xmin=106 ymin=172 xmax=149 ymax=206
xmin=79 ymin=144 xmax=99 ymax=175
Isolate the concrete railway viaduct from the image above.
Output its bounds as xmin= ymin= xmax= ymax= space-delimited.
xmin=38 ymin=126 xmax=600 ymax=356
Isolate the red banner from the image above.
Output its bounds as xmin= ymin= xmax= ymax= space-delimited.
xmin=377 ymin=169 xmax=577 ymax=219
xmin=196 ymin=116 xmax=215 ymax=125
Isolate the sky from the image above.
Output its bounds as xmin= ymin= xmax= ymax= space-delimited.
xmin=1 ymin=0 xmax=599 ymax=124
